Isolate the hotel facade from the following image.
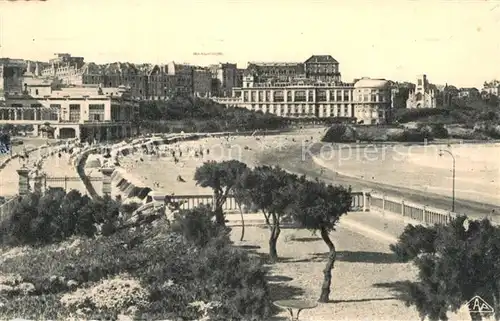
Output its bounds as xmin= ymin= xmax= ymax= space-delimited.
xmin=213 ymin=54 xmax=393 ymax=124
xmin=215 ymin=77 xmax=392 ymax=125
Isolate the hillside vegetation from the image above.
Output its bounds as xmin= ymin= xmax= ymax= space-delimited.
xmin=322 ymin=96 xmax=500 ymax=143
xmin=139 ymin=96 xmax=288 ymax=133
xmin=393 ymin=97 xmax=500 ymax=126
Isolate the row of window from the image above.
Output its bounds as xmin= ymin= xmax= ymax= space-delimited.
xmin=250 ymin=104 xmax=350 ymax=114
xmin=240 ymin=90 xmax=353 ymax=102
xmin=0 ymin=109 xmax=58 ymax=121
xmin=356 ymin=95 xmax=389 ymax=103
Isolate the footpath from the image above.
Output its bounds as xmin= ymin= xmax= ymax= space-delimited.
xmin=226 ymin=208 xmax=418 ymax=244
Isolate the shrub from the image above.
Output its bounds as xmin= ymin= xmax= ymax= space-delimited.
xmin=388 ymin=129 xmax=433 ymax=142
xmin=321 ymin=124 xmax=356 ymax=142
xmin=60 ymin=274 xmax=149 ymax=316
xmin=429 ymin=123 xmax=448 ymax=138
xmin=170 ymin=205 xmax=230 ymax=247
xmin=390 ymin=216 xmax=500 ymax=320
xmin=0 ymin=190 xmax=122 ymax=246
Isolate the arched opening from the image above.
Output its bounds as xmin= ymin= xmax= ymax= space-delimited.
xmin=59 ymin=127 xmax=76 ymax=139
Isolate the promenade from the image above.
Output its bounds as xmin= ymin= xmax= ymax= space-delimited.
xmin=259 ymin=143 xmax=500 ymax=221
xmin=225 ymin=209 xmax=472 ymax=320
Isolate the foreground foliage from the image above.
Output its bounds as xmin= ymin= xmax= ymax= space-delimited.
xmin=0 ymin=199 xmax=271 ymax=320
xmin=390 ymin=216 xmax=500 ymax=321
xmin=0 ymin=189 xmax=121 ymax=246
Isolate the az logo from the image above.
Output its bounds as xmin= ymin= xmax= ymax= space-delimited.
xmin=467 ymin=296 xmax=495 ymax=315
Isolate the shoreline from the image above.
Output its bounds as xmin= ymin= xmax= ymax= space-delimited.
xmin=313 ymin=138 xmax=500 ymax=149
xmin=256 ymin=144 xmax=500 ymax=220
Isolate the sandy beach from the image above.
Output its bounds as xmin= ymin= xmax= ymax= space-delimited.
xmin=116 ymin=130 xmax=472 ymax=320
xmin=118 ymin=128 xmax=326 ymax=196
xmin=311 ymin=142 xmax=500 ymax=206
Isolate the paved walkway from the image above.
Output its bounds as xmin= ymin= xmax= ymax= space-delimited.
xmin=42 ymin=152 xmax=88 ymax=195
xmin=0 ymin=146 xmax=53 ymax=197
xmin=226 ymin=209 xmax=416 ymax=243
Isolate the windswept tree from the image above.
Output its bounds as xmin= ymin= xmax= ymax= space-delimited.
xmin=390 ymin=216 xmax=500 ymax=321
xmin=290 ymin=179 xmax=352 ymax=302
xmin=245 ymin=166 xmax=298 ymax=262
xmin=194 ymin=160 xmax=248 ymax=226
xmin=232 ymin=167 xmax=254 ymax=241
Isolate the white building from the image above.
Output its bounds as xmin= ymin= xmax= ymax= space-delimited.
xmin=406 ymin=74 xmax=437 ymax=109
xmin=352 ymin=78 xmax=392 ymax=125
xmin=213 ymin=77 xmax=392 ymax=124
xmin=0 ymin=76 xmax=139 ymax=141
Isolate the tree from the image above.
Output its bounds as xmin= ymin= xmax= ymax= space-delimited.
xmin=392 ymin=86 xmax=412 ymax=109
xmin=290 ymin=179 xmax=352 ymax=302
xmin=245 ymin=166 xmax=298 ymax=262
xmin=232 ymin=168 xmax=253 ymax=241
xmin=390 ymin=216 xmax=500 ymax=321
xmin=194 ymin=160 xmax=248 ymax=226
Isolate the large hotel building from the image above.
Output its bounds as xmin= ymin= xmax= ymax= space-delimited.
xmin=214 ymin=55 xmax=392 ymax=125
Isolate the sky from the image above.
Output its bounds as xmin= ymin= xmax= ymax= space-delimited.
xmin=0 ymin=0 xmax=499 ymax=88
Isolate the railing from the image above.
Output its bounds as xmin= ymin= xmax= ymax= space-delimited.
xmin=156 ymin=191 xmax=367 ymax=212
xmin=369 ymin=192 xmax=456 ymax=225
xmin=46 ymin=176 xmax=102 ymax=182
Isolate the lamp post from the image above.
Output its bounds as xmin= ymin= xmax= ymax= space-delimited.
xmin=439 ymin=149 xmax=455 ymax=212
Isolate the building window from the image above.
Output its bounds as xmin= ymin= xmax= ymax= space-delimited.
xmin=49 ymin=104 xmax=61 ymax=121
xmin=317 ymin=90 xmax=327 ymax=102
xmin=294 ymin=91 xmax=306 ymax=102
xmin=418 ymin=79 xmax=422 ymax=86
xmin=89 ymin=104 xmax=105 ymax=122
xmin=69 ymin=104 xmax=81 ymax=122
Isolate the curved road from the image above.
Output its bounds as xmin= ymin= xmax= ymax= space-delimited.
xmin=257 ymin=143 xmax=500 ymax=221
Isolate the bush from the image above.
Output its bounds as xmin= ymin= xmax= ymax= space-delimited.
xmin=170 ymin=205 xmax=230 ymax=247
xmin=321 ymin=124 xmax=356 ymax=142
xmin=388 ymin=129 xmax=433 ymax=142
xmin=429 ymin=123 xmax=448 ymax=138
xmin=394 ymin=108 xmax=447 ymax=123
xmin=0 ymin=189 xmax=121 ymax=246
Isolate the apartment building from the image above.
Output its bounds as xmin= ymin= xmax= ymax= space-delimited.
xmin=209 ymin=63 xmax=239 ymax=97
xmin=37 ymin=54 xmax=212 ymax=99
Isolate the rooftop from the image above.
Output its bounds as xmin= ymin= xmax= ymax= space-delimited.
xmin=304 ymin=55 xmax=339 ymax=64
xmin=353 ymin=78 xmax=390 ymax=89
